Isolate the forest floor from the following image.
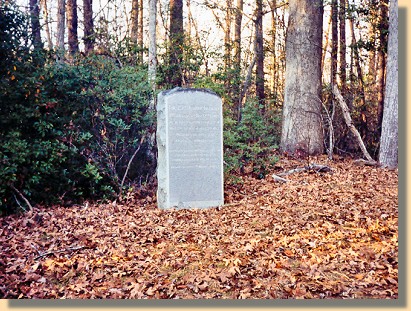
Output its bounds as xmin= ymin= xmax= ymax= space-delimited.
xmin=0 ymin=156 xmax=398 ymax=299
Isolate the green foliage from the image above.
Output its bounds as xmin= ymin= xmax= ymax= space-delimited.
xmin=0 ymin=4 xmax=154 ymax=214
xmin=223 ymin=99 xmax=280 ymax=182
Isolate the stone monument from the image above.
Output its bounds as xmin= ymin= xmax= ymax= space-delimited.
xmin=157 ymin=88 xmax=224 ymax=209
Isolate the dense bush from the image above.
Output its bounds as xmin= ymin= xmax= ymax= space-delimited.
xmin=0 ymin=4 xmax=154 ymax=214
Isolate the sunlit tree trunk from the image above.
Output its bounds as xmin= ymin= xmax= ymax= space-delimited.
xmin=41 ymin=0 xmax=53 ymax=50
xmin=280 ymin=0 xmax=324 ymax=155
xmin=83 ymin=0 xmax=94 ymax=55
xmin=379 ymin=0 xmax=398 ymax=167
xmin=56 ymin=0 xmax=65 ymax=52
xmin=29 ymin=0 xmax=43 ymax=50
xmin=66 ymin=0 xmax=79 ymax=55
xmin=169 ymin=0 xmax=184 ymax=86
xmin=148 ymin=0 xmax=157 ymax=93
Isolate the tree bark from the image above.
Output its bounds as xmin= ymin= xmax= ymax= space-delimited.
xmin=56 ymin=0 xmax=65 ymax=52
xmin=379 ymin=0 xmax=398 ymax=168
xmin=148 ymin=0 xmax=157 ymax=94
xmin=131 ymin=0 xmax=139 ymax=44
xmin=234 ymin=0 xmax=243 ymax=120
xmin=376 ymin=0 xmax=389 ymax=134
xmin=169 ymin=0 xmax=184 ymax=86
xmin=331 ymin=0 xmax=338 ymax=85
xmin=41 ymin=0 xmax=53 ymax=50
xmin=255 ymin=0 xmax=265 ymax=108
xmin=280 ymin=0 xmax=324 ymax=155
xmin=29 ymin=0 xmax=43 ymax=51
xmin=66 ymin=0 xmax=79 ymax=56
xmin=138 ymin=0 xmax=144 ymax=62
xmin=339 ymin=0 xmax=346 ymax=94
xmin=83 ymin=0 xmax=94 ymax=55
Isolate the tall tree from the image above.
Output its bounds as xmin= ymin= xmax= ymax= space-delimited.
xmin=330 ymin=0 xmax=338 ymax=85
xmin=169 ymin=0 xmax=184 ymax=86
xmin=56 ymin=0 xmax=65 ymax=52
xmin=131 ymin=0 xmax=139 ymax=44
xmin=280 ymin=0 xmax=324 ymax=155
xmin=29 ymin=0 xmax=43 ymax=50
xmin=379 ymin=0 xmax=398 ymax=167
xmin=138 ymin=0 xmax=144 ymax=61
xmin=339 ymin=0 xmax=346 ymax=93
xmin=83 ymin=0 xmax=94 ymax=54
xmin=376 ymin=0 xmax=389 ymax=134
xmin=234 ymin=0 xmax=243 ymax=120
xmin=148 ymin=0 xmax=157 ymax=92
xmin=41 ymin=0 xmax=53 ymax=50
xmin=255 ymin=0 xmax=265 ymax=107
xmin=66 ymin=0 xmax=79 ymax=55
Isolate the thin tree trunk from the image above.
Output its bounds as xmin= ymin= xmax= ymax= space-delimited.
xmin=269 ymin=0 xmax=277 ymax=96
xmin=224 ymin=0 xmax=233 ymax=72
xmin=66 ymin=0 xmax=79 ymax=56
xmin=138 ymin=0 xmax=144 ymax=62
xmin=321 ymin=13 xmax=332 ymax=76
xmin=56 ymin=0 xmax=65 ymax=52
xmin=29 ymin=0 xmax=43 ymax=50
xmin=233 ymin=0 xmax=243 ymax=120
xmin=339 ymin=0 xmax=346 ymax=94
xmin=83 ymin=0 xmax=94 ymax=55
xmin=255 ymin=0 xmax=265 ymax=108
xmin=148 ymin=0 xmax=157 ymax=94
xmin=131 ymin=0 xmax=139 ymax=44
xmin=331 ymin=0 xmax=338 ymax=85
xmin=41 ymin=0 xmax=53 ymax=50
xmin=169 ymin=0 xmax=184 ymax=86
xmin=379 ymin=0 xmax=398 ymax=167
xmin=376 ymin=0 xmax=388 ymax=134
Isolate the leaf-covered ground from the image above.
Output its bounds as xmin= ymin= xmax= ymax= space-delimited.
xmin=0 ymin=156 xmax=398 ymax=299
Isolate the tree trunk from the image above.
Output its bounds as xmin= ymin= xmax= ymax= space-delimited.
xmin=41 ymin=0 xmax=53 ymax=50
xmin=234 ymin=0 xmax=243 ymax=120
xmin=280 ymin=0 xmax=324 ymax=155
xmin=224 ymin=0 xmax=233 ymax=71
xmin=255 ymin=0 xmax=265 ymax=108
xmin=169 ymin=0 xmax=184 ymax=86
xmin=83 ymin=0 xmax=94 ymax=55
xmin=56 ymin=0 xmax=65 ymax=52
xmin=131 ymin=0 xmax=139 ymax=44
xmin=66 ymin=0 xmax=79 ymax=56
xmin=331 ymin=0 xmax=338 ymax=85
xmin=269 ymin=0 xmax=277 ymax=97
xmin=138 ymin=0 xmax=144 ymax=62
xmin=376 ymin=0 xmax=389 ymax=135
xmin=379 ymin=0 xmax=398 ymax=168
xmin=339 ymin=0 xmax=346 ymax=94
xmin=148 ymin=0 xmax=157 ymax=94
xmin=29 ymin=0 xmax=43 ymax=51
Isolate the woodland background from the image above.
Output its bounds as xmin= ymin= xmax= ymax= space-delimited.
xmin=0 ymin=0 xmax=398 ymax=213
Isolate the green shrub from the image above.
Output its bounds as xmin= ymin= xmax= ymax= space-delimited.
xmin=0 ymin=5 xmax=154 ymax=214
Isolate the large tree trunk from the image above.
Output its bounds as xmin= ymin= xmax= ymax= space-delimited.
xmin=29 ymin=0 xmax=43 ymax=51
xmin=280 ymin=0 xmax=324 ymax=155
xmin=169 ymin=0 xmax=184 ymax=86
xmin=255 ymin=0 xmax=265 ymax=108
xmin=83 ymin=0 xmax=94 ymax=55
xmin=56 ymin=0 xmax=65 ymax=52
xmin=379 ymin=0 xmax=398 ymax=168
xmin=66 ymin=0 xmax=79 ymax=56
